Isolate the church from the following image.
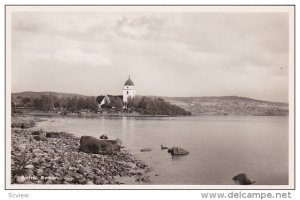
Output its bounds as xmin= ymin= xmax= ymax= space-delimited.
xmin=123 ymin=75 xmax=136 ymax=103
xmin=97 ymin=75 xmax=136 ymax=109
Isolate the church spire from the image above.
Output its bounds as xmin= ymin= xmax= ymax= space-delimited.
xmin=124 ymin=75 xmax=134 ymax=86
xmin=123 ymin=74 xmax=136 ymax=103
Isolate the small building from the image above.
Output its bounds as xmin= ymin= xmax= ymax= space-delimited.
xmin=123 ymin=75 xmax=136 ymax=103
xmin=97 ymin=95 xmax=110 ymax=108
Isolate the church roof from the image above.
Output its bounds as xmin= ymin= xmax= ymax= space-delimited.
xmin=124 ymin=76 xmax=134 ymax=86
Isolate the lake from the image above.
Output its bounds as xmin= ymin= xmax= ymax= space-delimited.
xmin=33 ymin=116 xmax=289 ymax=185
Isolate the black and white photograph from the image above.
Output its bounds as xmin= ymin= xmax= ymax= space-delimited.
xmin=5 ymin=5 xmax=294 ymax=189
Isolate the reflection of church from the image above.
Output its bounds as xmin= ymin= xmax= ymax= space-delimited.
xmin=123 ymin=75 xmax=136 ymax=103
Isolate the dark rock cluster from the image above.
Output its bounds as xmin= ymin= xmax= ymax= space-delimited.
xmin=232 ymin=173 xmax=255 ymax=185
xmin=11 ymin=118 xmax=35 ymax=129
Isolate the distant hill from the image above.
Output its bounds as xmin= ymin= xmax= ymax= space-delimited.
xmin=161 ymin=96 xmax=289 ymax=116
xmin=11 ymin=92 xmax=289 ymax=116
xmin=11 ymin=91 xmax=89 ymax=99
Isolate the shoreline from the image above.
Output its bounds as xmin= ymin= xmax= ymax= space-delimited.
xmin=13 ymin=112 xmax=184 ymax=118
xmin=11 ymin=117 xmax=151 ymax=185
xmin=12 ymin=111 xmax=288 ymax=119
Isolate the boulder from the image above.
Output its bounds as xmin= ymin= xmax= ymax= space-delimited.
xmin=31 ymin=130 xmax=42 ymax=136
xmin=11 ymin=122 xmax=18 ymax=128
xmin=100 ymin=134 xmax=108 ymax=139
xmin=46 ymin=132 xmax=61 ymax=138
xmin=94 ymin=176 xmax=104 ymax=185
xmin=36 ymin=168 xmax=44 ymax=175
xmin=168 ymin=147 xmax=189 ymax=155
xmin=33 ymin=135 xmax=47 ymax=141
xmin=24 ymin=164 xmax=34 ymax=169
xmin=44 ymin=148 xmax=55 ymax=154
xmin=32 ymin=148 xmax=43 ymax=154
xmin=21 ymin=121 xmax=35 ymax=129
xmin=15 ymin=144 xmax=27 ymax=152
xmin=68 ymin=166 xmax=77 ymax=171
xmin=86 ymin=180 xmax=94 ymax=185
xmin=45 ymin=180 xmax=53 ymax=184
xmin=232 ymin=173 xmax=255 ymax=185
xmin=15 ymin=175 xmax=26 ymax=184
xmin=140 ymin=148 xmax=152 ymax=152
xmin=79 ymin=136 xmax=121 ymax=154
xmin=63 ymin=176 xmax=74 ymax=182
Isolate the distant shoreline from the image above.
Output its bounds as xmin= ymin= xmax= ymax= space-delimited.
xmin=12 ymin=112 xmax=179 ymax=118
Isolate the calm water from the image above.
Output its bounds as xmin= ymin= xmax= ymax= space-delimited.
xmin=34 ymin=116 xmax=289 ymax=185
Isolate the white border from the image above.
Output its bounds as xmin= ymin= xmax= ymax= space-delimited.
xmin=5 ymin=5 xmax=295 ymax=190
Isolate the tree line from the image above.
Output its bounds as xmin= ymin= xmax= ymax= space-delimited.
xmin=12 ymin=95 xmax=98 ymax=112
xmin=127 ymin=97 xmax=191 ymax=116
xmin=12 ymin=95 xmax=191 ymax=116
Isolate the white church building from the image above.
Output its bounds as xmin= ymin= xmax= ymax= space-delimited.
xmin=123 ymin=75 xmax=136 ymax=103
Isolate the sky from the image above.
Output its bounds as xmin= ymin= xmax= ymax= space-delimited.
xmin=10 ymin=9 xmax=290 ymax=102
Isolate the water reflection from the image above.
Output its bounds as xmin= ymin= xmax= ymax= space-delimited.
xmin=121 ymin=117 xmax=127 ymax=136
xmin=170 ymin=155 xmax=188 ymax=161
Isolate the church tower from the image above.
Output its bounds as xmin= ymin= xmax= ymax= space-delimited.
xmin=123 ymin=75 xmax=136 ymax=103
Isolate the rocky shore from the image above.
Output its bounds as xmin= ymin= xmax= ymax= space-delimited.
xmin=11 ymin=117 xmax=36 ymax=129
xmin=11 ymin=118 xmax=150 ymax=185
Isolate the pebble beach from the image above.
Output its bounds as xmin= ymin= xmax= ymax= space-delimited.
xmin=11 ymin=117 xmax=150 ymax=185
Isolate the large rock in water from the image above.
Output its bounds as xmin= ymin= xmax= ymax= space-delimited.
xmin=232 ymin=173 xmax=255 ymax=185
xmin=79 ymin=136 xmax=121 ymax=154
xmin=168 ymin=147 xmax=189 ymax=155
xmin=140 ymin=148 xmax=152 ymax=152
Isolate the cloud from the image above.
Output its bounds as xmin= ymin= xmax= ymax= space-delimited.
xmin=10 ymin=11 xmax=290 ymax=102
xmin=114 ymin=15 xmax=167 ymax=40
xmin=53 ymin=46 xmax=112 ymax=67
